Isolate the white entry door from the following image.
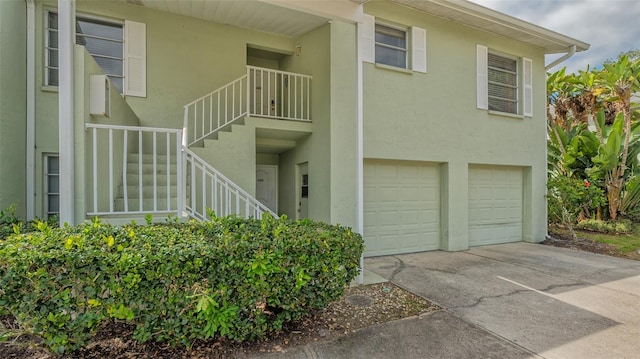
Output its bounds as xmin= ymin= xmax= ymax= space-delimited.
xmin=256 ymin=165 xmax=278 ymax=213
xmin=297 ymin=163 xmax=308 ymax=219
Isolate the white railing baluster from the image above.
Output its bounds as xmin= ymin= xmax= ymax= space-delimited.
xmin=190 ymin=153 xmax=196 ymax=217
xmin=177 ymin=131 xmax=184 ymax=216
xmin=201 ymin=99 xmax=205 ymax=140
xmin=92 ymin=127 xmax=98 ymax=214
xmin=213 ymin=175 xmax=218 ymax=216
xmin=166 ymin=132 xmax=171 ymax=210
xmin=201 ymin=163 xmax=206 ymax=217
xmin=108 ymin=128 xmax=114 ymax=213
xmin=123 ymin=129 xmax=129 ymax=212
xmin=305 ymin=78 xmax=311 ymax=120
xmin=288 ymin=74 xmax=291 ymax=118
xmin=267 ymin=70 xmax=271 ymax=116
xmin=209 ymin=95 xmax=213 ymax=135
xmin=224 ymin=86 xmax=228 ymax=126
xmin=152 ymin=131 xmax=157 ymax=212
xmin=138 ymin=130 xmax=143 ymax=212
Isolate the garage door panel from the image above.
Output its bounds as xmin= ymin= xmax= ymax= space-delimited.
xmin=364 ymin=160 xmax=441 ymax=257
xmin=469 ymin=166 xmax=523 ymax=246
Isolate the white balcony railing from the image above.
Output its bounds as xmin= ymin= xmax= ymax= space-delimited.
xmin=183 ymin=66 xmax=311 ymax=147
xmin=86 ymin=123 xmax=184 ymax=216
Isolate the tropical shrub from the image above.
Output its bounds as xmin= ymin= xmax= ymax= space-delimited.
xmin=547 ymin=54 xmax=640 ymax=223
xmin=547 ymin=175 xmax=606 ymax=237
xmin=0 ymin=215 xmax=364 ymax=354
xmin=576 ymin=218 xmax=633 ymax=234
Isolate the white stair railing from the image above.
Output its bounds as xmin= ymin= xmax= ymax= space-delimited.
xmin=183 ymin=66 xmax=312 ymax=146
xmin=183 ymin=75 xmax=249 ymax=147
xmin=86 ymin=123 xmax=183 ymax=216
xmin=183 ymin=148 xmax=276 ymax=220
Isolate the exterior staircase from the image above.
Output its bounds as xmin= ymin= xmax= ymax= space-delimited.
xmin=86 ymin=66 xmax=311 ymax=222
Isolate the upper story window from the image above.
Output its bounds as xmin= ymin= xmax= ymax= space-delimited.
xmin=375 ymin=24 xmax=407 ymax=69
xmin=46 ymin=11 xmax=124 ymax=93
xmin=477 ymin=45 xmax=533 ymax=117
xmin=488 ymin=52 xmax=518 ymax=114
xmin=359 ymin=15 xmax=427 ymax=73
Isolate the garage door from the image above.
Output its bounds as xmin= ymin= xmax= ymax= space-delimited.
xmin=468 ymin=165 xmax=522 ymax=246
xmin=364 ymin=160 xmax=440 ymax=257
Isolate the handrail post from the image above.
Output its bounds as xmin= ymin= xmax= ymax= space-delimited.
xmin=177 ymin=130 xmax=185 ymax=218
xmin=246 ymin=67 xmax=250 ymax=116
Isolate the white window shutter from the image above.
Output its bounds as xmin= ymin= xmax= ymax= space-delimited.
xmin=358 ymin=14 xmax=375 ymax=63
xmin=476 ymin=44 xmax=488 ymax=110
xmin=124 ymin=20 xmax=146 ymax=97
xmin=523 ymin=57 xmax=533 ymax=117
xmin=411 ymin=26 xmax=427 ymax=73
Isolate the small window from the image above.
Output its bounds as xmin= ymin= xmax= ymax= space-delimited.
xmin=46 ymin=11 xmax=124 ymax=93
xmin=301 ymin=174 xmax=309 ymax=198
xmin=44 ymin=154 xmax=60 ymax=219
xmin=375 ymin=24 xmax=407 ymax=68
xmin=488 ymin=52 xmax=518 ymax=114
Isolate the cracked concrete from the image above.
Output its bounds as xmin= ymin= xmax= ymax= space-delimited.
xmin=366 ymin=242 xmax=640 ymax=358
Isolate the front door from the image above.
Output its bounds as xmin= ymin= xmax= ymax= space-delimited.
xmin=297 ymin=163 xmax=308 ymax=219
xmin=256 ymin=165 xmax=278 ymax=213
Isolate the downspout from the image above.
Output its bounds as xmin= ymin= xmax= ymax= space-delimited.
xmin=26 ymin=0 xmax=35 ymax=220
xmin=356 ymin=19 xmax=365 ymax=285
xmin=545 ymin=45 xmax=576 ymax=71
xmin=544 ymin=44 xmax=576 ymax=237
xmin=58 ymin=0 xmax=75 ymax=225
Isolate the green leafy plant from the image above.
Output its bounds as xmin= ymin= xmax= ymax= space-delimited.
xmin=0 ymin=215 xmax=364 ymax=354
xmin=576 ymin=218 xmax=634 ymax=234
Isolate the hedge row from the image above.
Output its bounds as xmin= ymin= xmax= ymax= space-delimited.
xmin=0 ymin=215 xmax=364 ymax=354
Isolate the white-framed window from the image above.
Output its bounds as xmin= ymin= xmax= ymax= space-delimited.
xmin=44 ymin=10 xmax=146 ymax=97
xmin=477 ymin=45 xmax=533 ymax=117
xmin=359 ymin=15 xmax=427 ymax=73
xmin=488 ymin=52 xmax=518 ymax=114
xmin=375 ymin=23 xmax=408 ymax=68
xmin=44 ymin=154 xmax=60 ymax=219
xmin=46 ymin=11 xmax=124 ymax=92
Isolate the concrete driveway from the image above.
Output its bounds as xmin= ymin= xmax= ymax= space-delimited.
xmin=366 ymin=242 xmax=640 ymax=359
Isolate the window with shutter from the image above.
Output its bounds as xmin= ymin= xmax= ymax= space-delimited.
xmin=45 ymin=11 xmax=146 ymax=97
xmin=488 ymin=53 xmax=518 ymax=114
xmin=375 ymin=24 xmax=407 ymax=68
xmin=477 ymin=45 xmax=533 ymax=117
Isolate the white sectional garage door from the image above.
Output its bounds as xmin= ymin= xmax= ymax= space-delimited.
xmin=468 ymin=165 xmax=523 ymax=246
xmin=364 ymin=160 xmax=440 ymax=257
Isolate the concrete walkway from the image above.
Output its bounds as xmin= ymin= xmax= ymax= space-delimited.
xmin=254 ymin=243 xmax=640 ymax=358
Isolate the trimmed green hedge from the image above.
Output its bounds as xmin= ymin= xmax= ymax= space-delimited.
xmin=0 ymin=215 xmax=364 ymax=354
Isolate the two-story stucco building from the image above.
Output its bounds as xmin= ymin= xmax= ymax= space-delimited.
xmin=0 ymin=0 xmax=588 ymax=256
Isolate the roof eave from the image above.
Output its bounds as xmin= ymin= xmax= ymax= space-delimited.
xmin=390 ymin=0 xmax=590 ymax=54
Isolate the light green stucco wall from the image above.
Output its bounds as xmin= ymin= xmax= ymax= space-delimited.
xmin=0 ymin=0 xmax=27 ymax=217
xmin=363 ymin=2 xmax=547 ymax=249
xmin=277 ymin=20 xmax=358 ymax=229
xmin=32 ymin=0 xmax=300 ymax=219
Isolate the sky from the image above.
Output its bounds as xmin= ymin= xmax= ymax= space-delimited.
xmin=468 ymin=0 xmax=640 ymax=73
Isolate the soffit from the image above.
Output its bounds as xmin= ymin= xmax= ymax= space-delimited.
xmin=122 ymin=0 xmax=330 ymax=38
xmin=390 ymin=0 xmax=590 ymax=54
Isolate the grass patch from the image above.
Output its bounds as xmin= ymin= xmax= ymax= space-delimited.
xmin=550 ymin=225 xmax=640 ymax=260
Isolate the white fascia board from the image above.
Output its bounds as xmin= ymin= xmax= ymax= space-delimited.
xmin=392 ymin=0 xmax=589 ymax=54
xmin=258 ymin=0 xmax=364 ymax=23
